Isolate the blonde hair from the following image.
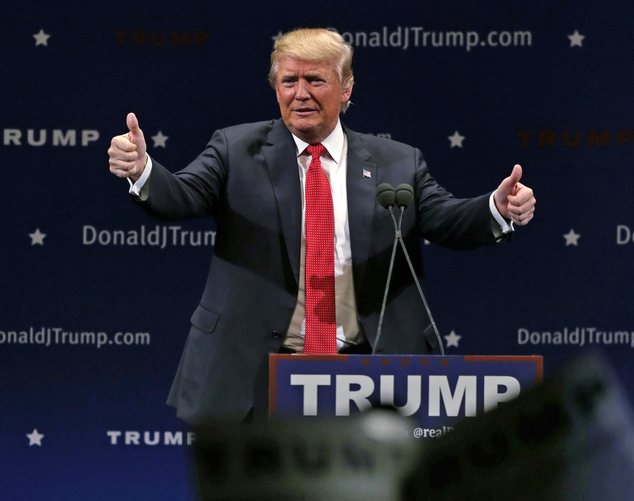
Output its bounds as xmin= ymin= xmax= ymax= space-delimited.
xmin=269 ymin=28 xmax=354 ymax=112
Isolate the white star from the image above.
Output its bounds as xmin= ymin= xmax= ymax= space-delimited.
xmin=448 ymin=131 xmax=465 ymax=148
xmin=444 ymin=330 xmax=461 ymax=348
xmin=568 ymin=30 xmax=585 ymax=48
xmin=33 ymin=29 xmax=51 ymax=47
xmin=151 ymin=131 xmax=168 ymax=148
xmin=563 ymin=229 xmax=581 ymax=246
xmin=272 ymin=31 xmax=284 ymax=42
xmin=27 ymin=429 xmax=45 ymax=446
xmin=29 ymin=228 xmax=46 ymax=245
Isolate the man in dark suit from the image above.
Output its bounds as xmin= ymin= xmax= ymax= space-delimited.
xmin=108 ymin=28 xmax=535 ymax=424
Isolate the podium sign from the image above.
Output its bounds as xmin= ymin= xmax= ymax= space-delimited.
xmin=270 ymin=355 xmax=542 ymax=432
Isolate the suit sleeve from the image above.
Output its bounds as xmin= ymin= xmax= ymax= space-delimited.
xmin=135 ymin=129 xmax=230 ymax=220
xmin=413 ymin=148 xmax=499 ymax=249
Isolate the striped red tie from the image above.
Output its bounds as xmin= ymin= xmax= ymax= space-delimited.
xmin=303 ymin=144 xmax=337 ymax=354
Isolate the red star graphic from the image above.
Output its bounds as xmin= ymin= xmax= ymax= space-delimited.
xmin=361 ymin=358 xmax=370 ymax=366
xmin=441 ymin=359 xmax=450 ymax=366
xmin=381 ymin=359 xmax=390 ymax=366
xmin=420 ymin=359 xmax=430 ymax=366
xmin=401 ymin=359 xmax=410 ymax=366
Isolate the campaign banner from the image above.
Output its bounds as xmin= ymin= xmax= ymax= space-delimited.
xmin=270 ymin=355 xmax=543 ymax=435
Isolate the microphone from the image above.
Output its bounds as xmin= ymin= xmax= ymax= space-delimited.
xmin=373 ymin=183 xmax=445 ymax=356
xmin=395 ymin=183 xmax=414 ymax=209
xmin=376 ymin=182 xmax=396 ymax=209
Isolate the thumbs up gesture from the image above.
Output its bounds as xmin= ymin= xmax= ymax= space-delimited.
xmin=493 ymin=164 xmax=536 ymax=225
xmin=108 ymin=112 xmax=148 ymax=182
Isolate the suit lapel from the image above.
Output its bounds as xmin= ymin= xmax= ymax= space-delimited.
xmin=344 ymin=126 xmax=377 ymax=286
xmin=261 ymin=120 xmax=303 ymax=283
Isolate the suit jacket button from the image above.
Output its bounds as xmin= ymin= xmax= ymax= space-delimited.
xmin=272 ymin=331 xmax=281 ymax=339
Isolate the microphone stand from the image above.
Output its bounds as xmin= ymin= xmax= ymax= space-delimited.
xmin=373 ymin=206 xmax=400 ymax=355
xmin=373 ymin=184 xmax=445 ymax=356
xmin=393 ymin=204 xmax=445 ymax=356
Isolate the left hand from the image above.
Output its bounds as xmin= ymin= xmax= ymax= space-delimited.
xmin=494 ymin=164 xmax=536 ymax=226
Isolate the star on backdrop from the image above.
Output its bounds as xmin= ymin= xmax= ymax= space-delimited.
xmin=272 ymin=31 xmax=283 ymax=41
xmin=448 ymin=131 xmax=465 ymax=148
xmin=568 ymin=30 xmax=585 ymax=47
xmin=151 ymin=131 xmax=169 ymax=148
xmin=27 ymin=429 xmax=45 ymax=446
xmin=444 ymin=330 xmax=461 ymax=348
xmin=563 ymin=229 xmax=581 ymax=246
xmin=29 ymin=228 xmax=46 ymax=245
xmin=33 ymin=29 xmax=50 ymax=46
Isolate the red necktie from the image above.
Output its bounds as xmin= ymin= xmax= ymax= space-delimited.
xmin=304 ymin=144 xmax=337 ymax=354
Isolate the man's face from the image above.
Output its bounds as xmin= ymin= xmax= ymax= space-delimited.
xmin=275 ymin=57 xmax=352 ymax=145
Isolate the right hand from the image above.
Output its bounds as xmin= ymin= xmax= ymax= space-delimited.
xmin=108 ymin=112 xmax=148 ymax=183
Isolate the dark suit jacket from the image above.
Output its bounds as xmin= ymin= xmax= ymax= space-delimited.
xmin=138 ymin=118 xmax=501 ymax=423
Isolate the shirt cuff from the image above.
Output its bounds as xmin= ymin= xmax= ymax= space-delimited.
xmin=127 ymin=155 xmax=152 ymax=196
xmin=489 ymin=191 xmax=514 ymax=234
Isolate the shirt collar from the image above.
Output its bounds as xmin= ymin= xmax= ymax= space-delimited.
xmin=291 ymin=120 xmax=345 ymax=164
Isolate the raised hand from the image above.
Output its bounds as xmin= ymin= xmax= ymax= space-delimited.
xmin=494 ymin=164 xmax=536 ymax=226
xmin=108 ymin=112 xmax=148 ymax=183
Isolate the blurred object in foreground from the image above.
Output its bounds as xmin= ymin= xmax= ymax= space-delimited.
xmin=404 ymin=350 xmax=634 ymax=500
xmin=193 ymin=408 xmax=420 ymax=500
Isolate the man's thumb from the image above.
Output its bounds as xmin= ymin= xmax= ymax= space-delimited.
xmin=509 ymin=164 xmax=522 ymax=185
xmin=499 ymin=164 xmax=522 ymax=195
xmin=126 ymin=112 xmax=141 ymax=140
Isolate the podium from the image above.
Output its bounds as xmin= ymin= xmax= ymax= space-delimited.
xmin=194 ymin=354 xmax=544 ymax=500
xmin=269 ymin=354 xmax=543 ymax=429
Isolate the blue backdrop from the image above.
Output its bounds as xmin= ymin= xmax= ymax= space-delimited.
xmin=2 ymin=1 xmax=633 ymax=499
